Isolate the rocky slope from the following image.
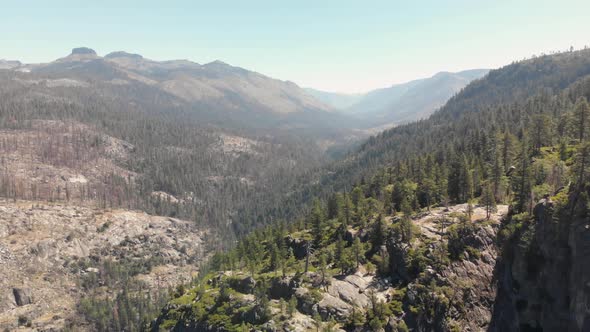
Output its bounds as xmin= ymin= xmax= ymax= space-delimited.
xmin=0 ymin=200 xmax=209 ymax=331
xmin=153 ymin=204 xmax=508 ymax=332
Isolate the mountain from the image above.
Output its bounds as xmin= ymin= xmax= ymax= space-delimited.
xmin=309 ymin=69 xmax=489 ymax=128
xmin=5 ymin=45 xmax=590 ymax=332
xmin=6 ymin=47 xmax=349 ymax=129
xmin=304 ymin=88 xmax=365 ymax=109
xmin=0 ymin=59 xmax=22 ymax=70
xmin=316 ymin=50 xmax=590 ymax=194
xmin=102 ymin=51 xmax=332 ymax=115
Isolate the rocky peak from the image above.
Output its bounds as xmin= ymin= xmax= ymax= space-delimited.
xmin=104 ymin=51 xmax=143 ymax=59
xmin=71 ymin=47 xmax=97 ymax=56
xmin=0 ymin=59 xmax=22 ymax=70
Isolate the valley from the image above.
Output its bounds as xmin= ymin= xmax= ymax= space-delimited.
xmin=1 ymin=40 xmax=590 ymax=332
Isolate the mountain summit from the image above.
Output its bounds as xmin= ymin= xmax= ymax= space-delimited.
xmin=71 ymin=47 xmax=97 ymax=55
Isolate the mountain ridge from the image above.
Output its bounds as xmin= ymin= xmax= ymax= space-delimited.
xmin=306 ymin=69 xmax=489 ymax=128
xmin=5 ymin=47 xmax=335 ymax=122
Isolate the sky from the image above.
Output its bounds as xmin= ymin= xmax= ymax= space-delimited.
xmin=1 ymin=0 xmax=590 ymax=93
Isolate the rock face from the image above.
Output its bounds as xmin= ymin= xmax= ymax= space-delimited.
xmin=286 ymin=236 xmax=308 ymax=259
xmin=12 ymin=288 xmax=32 ymax=306
xmin=269 ymin=277 xmax=294 ymax=299
xmin=317 ymin=294 xmax=353 ymax=320
xmin=489 ymin=199 xmax=590 ymax=332
xmin=232 ymin=276 xmax=257 ymax=294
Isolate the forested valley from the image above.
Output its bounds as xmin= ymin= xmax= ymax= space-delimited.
xmin=1 ymin=47 xmax=590 ymax=331
xmin=0 ymin=50 xmax=350 ymax=331
xmin=153 ymin=48 xmax=590 ymax=331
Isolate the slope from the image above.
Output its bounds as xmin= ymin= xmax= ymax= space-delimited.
xmin=153 ymin=48 xmax=590 ymax=332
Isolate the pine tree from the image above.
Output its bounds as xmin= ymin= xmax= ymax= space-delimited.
xmin=573 ymin=97 xmax=590 ymax=142
xmin=514 ymin=131 xmax=532 ymax=213
xmin=287 ymin=296 xmax=297 ymax=318
xmin=352 ymin=237 xmax=362 ymax=269
xmin=335 ymin=234 xmax=353 ymax=274
xmin=317 ymin=251 xmax=329 ymax=287
xmin=310 ymin=199 xmax=325 ymax=247
xmin=370 ymin=214 xmax=386 ymax=252
xmin=481 ymin=183 xmax=497 ymax=219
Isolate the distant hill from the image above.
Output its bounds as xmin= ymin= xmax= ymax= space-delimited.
xmin=0 ymin=59 xmax=22 ymax=70
xmin=304 ymin=88 xmax=364 ymax=109
xmin=307 ymin=69 xmax=489 ymax=128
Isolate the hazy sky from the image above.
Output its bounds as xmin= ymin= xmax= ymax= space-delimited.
xmin=2 ymin=0 xmax=590 ymax=93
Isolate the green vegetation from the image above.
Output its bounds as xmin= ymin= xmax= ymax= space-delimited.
xmin=75 ymin=258 xmax=170 ymax=332
xmin=153 ymin=49 xmax=590 ymax=331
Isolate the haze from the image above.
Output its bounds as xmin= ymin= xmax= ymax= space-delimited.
xmin=2 ymin=0 xmax=590 ymax=92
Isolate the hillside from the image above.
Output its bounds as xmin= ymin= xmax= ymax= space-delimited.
xmin=0 ymin=47 xmax=362 ymax=329
xmin=245 ymin=50 xmax=590 ymax=241
xmin=3 ymin=47 xmax=590 ymax=331
xmin=316 ymin=49 xmax=590 ymax=194
xmin=303 ymin=89 xmax=364 ymax=110
xmin=0 ymin=200 xmax=209 ymax=331
xmin=150 ymin=48 xmax=590 ymax=332
xmin=155 ymin=202 xmax=508 ymax=331
xmin=0 ymin=67 xmax=334 ymax=237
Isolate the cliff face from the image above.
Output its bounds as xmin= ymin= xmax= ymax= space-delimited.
xmin=490 ymin=199 xmax=590 ymax=332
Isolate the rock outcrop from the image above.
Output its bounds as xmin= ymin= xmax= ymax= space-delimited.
xmin=71 ymin=47 xmax=97 ymax=55
xmin=12 ymin=288 xmax=32 ymax=306
xmin=489 ymin=198 xmax=590 ymax=332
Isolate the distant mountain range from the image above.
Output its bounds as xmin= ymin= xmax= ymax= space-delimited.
xmin=7 ymin=47 xmax=341 ymax=128
xmin=1 ymin=48 xmax=488 ymax=130
xmin=306 ymin=69 xmax=489 ymax=128
xmin=303 ymin=88 xmax=364 ymax=109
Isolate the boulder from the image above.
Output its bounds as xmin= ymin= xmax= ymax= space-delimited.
xmin=286 ymin=236 xmax=308 ymax=259
xmin=317 ymin=293 xmax=353 ymax=321
xmin=357 ymin=228 xmax=371 ymax=242
xmin=294 ymin=287 xmax=317 ymax=316
xmin=269 ymin=277 xmax=294 ymax=299
xmin=344 ymin=228 xmax=356 ymax=244
xmin=261 ymin=320 xmax=277 ymax=332
xmin=13 ymin=288 xmax=32 ymax=306
xmin=230 ymin=276 xmax=257 ymax=294
xmin=328 ymin=279 xmax=370 ymax=307
xmin=384 ymin=317 xmax=399 ymax=332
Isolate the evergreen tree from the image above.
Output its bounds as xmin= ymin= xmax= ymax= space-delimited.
xmin=481 ymin=183 xmax=497 ymax=219
xmin=352 ymin=237 xmax=362 ymax=269
xmin=573 ymin=97 xmax=590 ymax=142
xmin=310 ymin=199 xmax=325 ymax=247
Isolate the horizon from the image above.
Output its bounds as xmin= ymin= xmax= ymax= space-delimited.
xmin=2 ymin=0 xmax=590 ymax=93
